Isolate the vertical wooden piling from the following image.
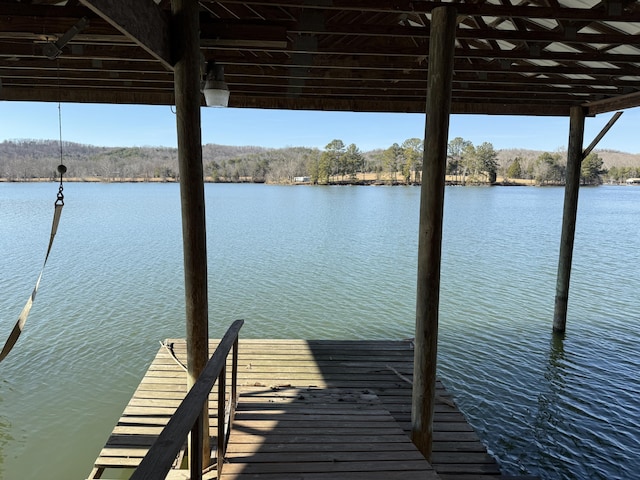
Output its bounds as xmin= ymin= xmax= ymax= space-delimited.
xmin=412 ymin=5 xmax=457 ymax=461
xmin=553 ymin=106 xmax=586 ymax=333
xmin=172 ymin=0 xmax=210 ymax=468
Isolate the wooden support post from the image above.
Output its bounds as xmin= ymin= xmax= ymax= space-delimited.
xmin=553 ymin=106 xmax=586 ymax=333
xmin=412 ymin=5 xmax=457 ymax=461
xmin=172 ymin=0 xmax=210 ymax=469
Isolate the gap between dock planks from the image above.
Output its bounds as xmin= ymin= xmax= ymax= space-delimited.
xmin=90 ymin=339 xmax=506 ymax=479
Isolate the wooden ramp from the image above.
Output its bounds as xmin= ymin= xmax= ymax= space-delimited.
xmin=89 ymin=339 xmax=517 ymax=480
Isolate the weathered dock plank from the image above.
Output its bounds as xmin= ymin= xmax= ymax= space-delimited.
xmin=88 ymin=339 xmax=518 ymax=480
xmin=219 ymin=387 xmax=436 ymax=480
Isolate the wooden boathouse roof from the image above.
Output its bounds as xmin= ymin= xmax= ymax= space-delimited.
xmin=1 ymin=0 xmax=640 ymax=116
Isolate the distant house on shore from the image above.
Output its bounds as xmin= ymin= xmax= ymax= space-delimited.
xmin=626 ymin=178 xmax=640 ymax=184
xmin=294 ymin=176 xmax=311 ymax=183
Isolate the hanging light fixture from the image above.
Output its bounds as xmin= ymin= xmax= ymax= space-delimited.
xmin=202 ymin=61 xmax=229 ymax=107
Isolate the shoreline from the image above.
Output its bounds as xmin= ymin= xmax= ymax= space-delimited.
xmin=2 ymin=177 xmax=635 ymax=186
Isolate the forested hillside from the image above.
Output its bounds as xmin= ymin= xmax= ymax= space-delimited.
xmin=0 ymin=140 xmax=275 ymax=182
xmin=2 ymin=139 xmax=639 ymax=184
xmin=0 ymin=139 xmax=379 ymax=183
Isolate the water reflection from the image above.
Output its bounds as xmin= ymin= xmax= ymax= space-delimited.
xmin=0 ymin=395 xmax=14 ymax=478
xmin=545 ymin=332 xmax=566 ymax=390
xmin=538 ymin=332 xmax=566 ymax=424
xmin=534 ymin=333 xmax=568 ymax=478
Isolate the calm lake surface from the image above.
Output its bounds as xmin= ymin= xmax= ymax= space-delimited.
xmin=1 ymin=182 xmax=638 ymax=479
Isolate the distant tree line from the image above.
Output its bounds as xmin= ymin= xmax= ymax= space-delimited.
xmin=499 ymin=149 xmax=632 ymax=185
xmin=1 ymin=138 xmax=638 ymax=186
xmin=606 ymin=165 xmax=640 ymax=183
xmin=500 ymin=150 xmax=607 ymax=185
xmin=0 ymin=138 xmax=421 ymax=184
xmin=446 ymin=137 xmax=626 ymax=186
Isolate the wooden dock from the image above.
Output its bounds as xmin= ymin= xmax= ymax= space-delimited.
xmin=89 ymin=339 xmax=525 ymax=480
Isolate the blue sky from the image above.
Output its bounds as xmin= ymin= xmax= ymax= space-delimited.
xmin=1 ymin=101 xmax=638 ymax=153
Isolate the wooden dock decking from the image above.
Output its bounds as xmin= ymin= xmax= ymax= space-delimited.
xmin=89 ymin=339 xmax=518 ymax=480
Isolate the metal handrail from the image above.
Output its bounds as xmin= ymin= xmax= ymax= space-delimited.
xmin=131 ymin=319 xmax=244 ymax=480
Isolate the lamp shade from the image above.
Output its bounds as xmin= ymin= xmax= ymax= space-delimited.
xmin=202 ymin=62 xmax=230 ymax=107
xmin=203 ymin=80 xmax=229 ymax=107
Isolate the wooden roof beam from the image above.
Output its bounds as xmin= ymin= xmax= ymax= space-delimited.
xmin=0 ymin=66 xmax=171 ymax=83
xmin=229 ymin=93 xmax=573 ymax=115
xmin=0 ymin=56 xmax=172 ymax=74
xmin=3 ymin=75 xmax=173 ymax=90
xmin=220 ymin=67 xmax=637 ymax=88
xmin=222 ymin=78 xmax=623 ymax=97
xmin=78 ymin=0 xmax=173 ymax=70
xmin=270 ymin=16 xmax=640 ymax=44
xmin=201 ymin=35 xmax=640 ymax=63
xmin=0 ymin=40 xmax=164 ymax=63
xmin=213 ymin=0 xmax=640 ymax=22
xmin=584 ymin=91 xmax=640 ymax=114
xmin=228 ymin=85 xmax=593 ymax=104
xmin=0 ymin=84 xmax=574 ymax=116
xmin=0 ymin=85 xmax=175 ymax=104
xmin=202 ymin=53 xmax=640 ymax=78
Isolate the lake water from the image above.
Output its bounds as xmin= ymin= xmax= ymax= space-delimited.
xmin=0 ymin=182 xmax=638 ymax=479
